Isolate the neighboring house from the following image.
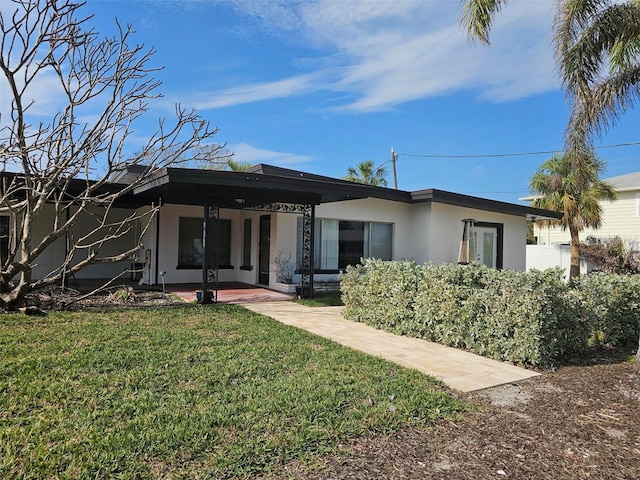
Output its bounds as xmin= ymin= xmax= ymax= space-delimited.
xmin=526 ymin=171 xmax=640 ymax=277
xmin=532 ymin=171 xmax=640 ymax=247
xmin=8 ymin=164 xmax=560 ymax=295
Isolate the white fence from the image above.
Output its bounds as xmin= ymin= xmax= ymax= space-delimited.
xmin=525 ymin=244 xmax=591 ymax=280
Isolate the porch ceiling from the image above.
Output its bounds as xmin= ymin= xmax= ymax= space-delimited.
xmin=133 ymin=167 xmax=372 ymax=208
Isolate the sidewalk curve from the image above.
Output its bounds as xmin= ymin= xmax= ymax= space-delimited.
xmin=242 ymin=301 xmax=540 ymax=393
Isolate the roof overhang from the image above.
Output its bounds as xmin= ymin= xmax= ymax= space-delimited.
xmin=133 ymin=167 xmax=373 ymax=208
xmin=410 ymin=188 xmax=563 ymax=221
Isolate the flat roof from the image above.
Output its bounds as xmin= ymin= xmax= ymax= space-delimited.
xmin=130 ymin=165 xmax=562 ymax=220
xmin=132 ymin=166 xmax=373 ymax=208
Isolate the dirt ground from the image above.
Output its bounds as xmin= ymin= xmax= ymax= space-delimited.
xmin=19 ymin=285 xmax=182 ymax=312
xmin=18 ymin=288 xmax=640 ymax=479
xmin=271 ymin=351 xmax=640 ymax=480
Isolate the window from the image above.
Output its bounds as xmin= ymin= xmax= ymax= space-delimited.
xmin=242 ymin=218 xmax=252 ymax=269
xmin=297 ymin=218 xmax=393 ymax=270
xmin=0 ymin=216 xmax=9 ymax=263
xmin=178 ymin=217 xmax=231 ymax=268
xmin=338 ymin=221 xmax=366 ymax=268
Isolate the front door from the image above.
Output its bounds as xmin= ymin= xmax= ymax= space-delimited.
xmin=474 ymin=227 xmax=497 ymax=268
xmin=259 ymin=215 xmax=271 ymax=285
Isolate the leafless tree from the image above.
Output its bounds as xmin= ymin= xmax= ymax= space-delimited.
xmin=0 ymin=0 xmax=218 ymax=309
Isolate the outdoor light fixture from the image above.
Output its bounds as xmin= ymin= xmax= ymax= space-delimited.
xmin=160 ymin=271 xmax=166 ymax=293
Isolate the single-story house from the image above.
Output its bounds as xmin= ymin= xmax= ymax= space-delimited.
xmin=11 ymin=164 xmax=561 ymax=299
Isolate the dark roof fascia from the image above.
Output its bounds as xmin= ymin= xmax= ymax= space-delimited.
xmin=245 ymin=166 xmax=416 ymax=202
xmin=362 ymin=185 xmax=414 ymax=203
xmin=0 ymin=171 xmax=147 ymax=208
xmin=246 ymin=163 xmax=380 ymax=190
xmin=410 ymin=188 xmax=563 ymax=221
xmin=134 ymin=167 xmax=374 ymax=205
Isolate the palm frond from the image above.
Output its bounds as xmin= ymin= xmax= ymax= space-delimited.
xmin=557 ymin=1 xmax=640 ymax=97
xmin=460 ymin=0 xmax=509 ymax=44
xmin=566 ymin=63 xmax=640 ymax=150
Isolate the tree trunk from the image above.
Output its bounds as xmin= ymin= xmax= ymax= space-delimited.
xmin=636 ymin=333 xmax=640 ymax=374
xmin=569 ymin=225 xmax=581 ymax=282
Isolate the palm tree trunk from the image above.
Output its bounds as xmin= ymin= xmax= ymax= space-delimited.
xmin=569 ymin=225 xmax=581 ymax=282
xmin=636 ymin=333 xmax=640 ymax=374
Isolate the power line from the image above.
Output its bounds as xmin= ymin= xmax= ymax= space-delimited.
xmin=397 ymin=140 xmax=640 ymax=160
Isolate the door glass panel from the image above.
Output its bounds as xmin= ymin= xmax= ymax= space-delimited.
xmin=482 ymin=232 xmax=494 ymax=268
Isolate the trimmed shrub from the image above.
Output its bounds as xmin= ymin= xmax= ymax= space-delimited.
xmin=467 ymin=268 xmax=588 ymax=369
xmin=340 ymin=258 xmax=418 ymax=333
xmin=574 ymin=273 xmax=640 ymax=347
xmin=341 ymin=260 xmax=640 ymax=369
xmin=411 ymin=263 xmax=488 ymax=347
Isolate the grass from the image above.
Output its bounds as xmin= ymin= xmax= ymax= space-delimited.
xmin=295 ymin=290 xmax=343 ymax=307
xmin=0 ymin=305 xmax=464 ymax=479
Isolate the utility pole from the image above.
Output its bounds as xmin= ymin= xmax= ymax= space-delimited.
xmin=390 ymin=147 xmax=398 ymax=189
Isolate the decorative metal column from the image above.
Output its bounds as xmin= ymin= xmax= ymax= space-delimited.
xmin=200 ymin=200 xmax=219 ymax=304
xmin=300 ymin=204 xmax=314 ymax=298
xmin=241 ymin=201 xmax=316 ymax=298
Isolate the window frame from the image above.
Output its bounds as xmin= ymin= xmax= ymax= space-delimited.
xmin=177 ymin=216 xmax=233 ymax=269
xmin=297 ymin=217 xmax=393 ymax=271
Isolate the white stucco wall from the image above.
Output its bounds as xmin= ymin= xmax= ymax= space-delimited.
xmin=27 ymin=204 xmax=139 ymax=281
xmin=23 ymin=194 xmax=531 ymax=285
xmin=408 ymin=203 xmax=431 ymax=263
xmin=426 ymin=203 xmax=527 ymax=271
xmin=316 ymin=197 xmax=414 ymax=260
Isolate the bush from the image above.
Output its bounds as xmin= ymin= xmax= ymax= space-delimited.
xmin=412 ymin=263 xmax=488 ymax=347
xmin=341 ymin=261 xmax=601 ymax=370
xmin=468 ymin=268 xmax=588 ymax=368
xmin=341 ymin=259 xmax=418 ymax=333
xmin=574 ymin=272 xmax=640 ymax=347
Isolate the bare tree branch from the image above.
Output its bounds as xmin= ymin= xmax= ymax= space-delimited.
xmin=0 ymin=0 xmax=219 ymax=309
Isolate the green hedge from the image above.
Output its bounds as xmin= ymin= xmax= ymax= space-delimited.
xmin=341 ymin=260 xmax=638 ymax=370
xmin=341 ymin=258 xmax=418 ymax=332
xmin=574 ymin=272 xmax=640 ymax=347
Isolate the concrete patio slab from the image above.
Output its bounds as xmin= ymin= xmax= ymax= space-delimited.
xmin=243 ymin=301 xmax=540 ymax=393
xmin=168 ymin=283 xmax=295 ymax=304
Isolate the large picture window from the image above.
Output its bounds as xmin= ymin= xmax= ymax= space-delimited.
xmin=178 ymin=217 xmax=232 ymax=268
xmin=297 ymin=218 xmax=393 ymax=270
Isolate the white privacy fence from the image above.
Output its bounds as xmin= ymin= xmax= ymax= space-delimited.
xmin=526 ymin=244 xmax=592 ymax=280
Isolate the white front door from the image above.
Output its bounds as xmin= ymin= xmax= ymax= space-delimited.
xmin=474 ymin=227 xmax=497 ymax=268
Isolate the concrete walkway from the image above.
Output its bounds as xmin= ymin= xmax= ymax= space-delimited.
xmin=243 ymin=301 xmax=540 ymax=393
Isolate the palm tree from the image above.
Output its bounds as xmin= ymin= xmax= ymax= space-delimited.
xmin=344 ymin=160 xmax=388 ymax=187
xmin=461 ymin=0 xmax=640 ymax=163
xmin=529 ymin=153 xmax=616 ymax=281
xmin=555 ymin=0 xmax=640 ymax=169
xmin=225 ymin=159 xmax=252 ymax=171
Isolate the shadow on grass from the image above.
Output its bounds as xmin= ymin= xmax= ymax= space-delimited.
xmin=295 ymin=291 xmax=343 ymax=307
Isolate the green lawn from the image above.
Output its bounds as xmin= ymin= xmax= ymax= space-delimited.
xmin=295 ymin=290 xmax=343 ymax=307
xmin=0 ymin=305 xmax=464 ymax=479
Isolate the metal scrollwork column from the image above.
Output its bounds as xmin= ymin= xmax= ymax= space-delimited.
xmin=300 ymin=204 xmax=314 ymax=298
xmin=201 ymin=199 xmax=219 ymax=304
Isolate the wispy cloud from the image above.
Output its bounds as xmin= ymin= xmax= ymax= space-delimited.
xmin=187 ymin=0 xmax=557 ymax=112
xmin=183 ymin=74 xmax=323 ymax=109
xmin=230 ymin=142 xmax=313 ymax=166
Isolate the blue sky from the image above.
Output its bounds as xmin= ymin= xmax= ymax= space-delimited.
xmin=19 ymin=1 xmax=640 ymax=202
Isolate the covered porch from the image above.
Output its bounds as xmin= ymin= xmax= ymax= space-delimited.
xmin=130 ymin=165 xmax=371 ymax=303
